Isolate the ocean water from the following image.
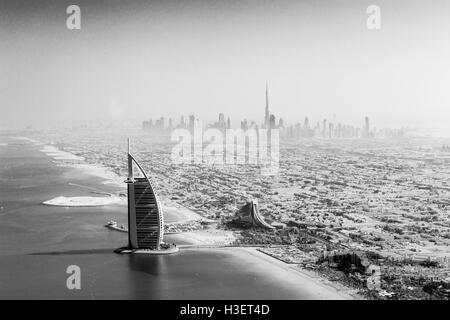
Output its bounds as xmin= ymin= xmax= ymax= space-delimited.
xmin=0 ymin=135 xmax=346 ymax=299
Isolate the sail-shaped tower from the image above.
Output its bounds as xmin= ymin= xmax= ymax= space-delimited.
xmin=124 ymin=138 xmax=164 ymax=250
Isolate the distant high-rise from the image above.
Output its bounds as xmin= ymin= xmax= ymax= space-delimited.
xmin=241 ymin=119 xmax=248 ymax=131
xmin=218 ymin=113 xmax=226 ymax=131
xmin=180 ymin=115 xmax=186 ymax=128
xmin=188 ymin=115 xmax=195 ymax=131
xmin=142 ymin=119 xmax=152 ymax=131
xmin=264 ymin=82 xmax=269 ymax=128
xmin=155 ymin=117 xmax=165 ymax=130
xmin=304 ymin=117 xmax=309 ymax=129
xmin=364 ymin=116 xmax=370 ymax=138
xmin=269 ymin=114 xmax=276 ymax=129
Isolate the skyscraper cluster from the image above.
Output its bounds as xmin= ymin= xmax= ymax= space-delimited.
xmin=209 ymin=113 xmax=231 ymax=132
xmin=282 ymin=118 xmax=367 ymax=139
xmin=142 ymin=117 xmax=171 ymax=134
xmin=141 ymin=83 xmax=406 ymax=139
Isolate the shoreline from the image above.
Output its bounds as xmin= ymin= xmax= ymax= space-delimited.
xmin=240 ymin=247 xmax=361 ymax=300
xmin=174 ymin=246 xmax=359 ymax=300
xmin=24 ymin=135 xmax=359 ymax=299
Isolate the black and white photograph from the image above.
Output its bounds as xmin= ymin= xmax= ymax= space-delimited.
xmin=0 ymin=0 xmax=449 ymax=305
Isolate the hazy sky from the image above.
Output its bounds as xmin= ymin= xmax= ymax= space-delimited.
xmin=1 ymin=0 xmax=450 ymax=129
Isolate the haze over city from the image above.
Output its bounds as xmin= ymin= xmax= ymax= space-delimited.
xmin=1 ymin=0 xmax=450 ymax=129
xmin=1 ymin=0 xmax=450 ymax=303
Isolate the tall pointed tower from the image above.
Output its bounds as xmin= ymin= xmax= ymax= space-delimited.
xmin=125 ymin=138 xmax=164 ymax=250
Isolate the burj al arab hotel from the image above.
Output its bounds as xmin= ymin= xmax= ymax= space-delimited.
xmin=119 ymin=139 xmax=177 ymax=254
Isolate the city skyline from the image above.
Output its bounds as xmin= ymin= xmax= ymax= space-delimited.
xmin=2 ymin=0 xmax=450 ymax=129
xmin=141 ymin=83 xmax=404 ymax=139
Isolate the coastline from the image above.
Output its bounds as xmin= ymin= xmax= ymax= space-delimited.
xmin=4 ymin=135 xmax=359 ymax=299
xmin=240 ymin=247 xmax=360 ymax=300
xmin=49 ymin=137 xmax=361 ymax=299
